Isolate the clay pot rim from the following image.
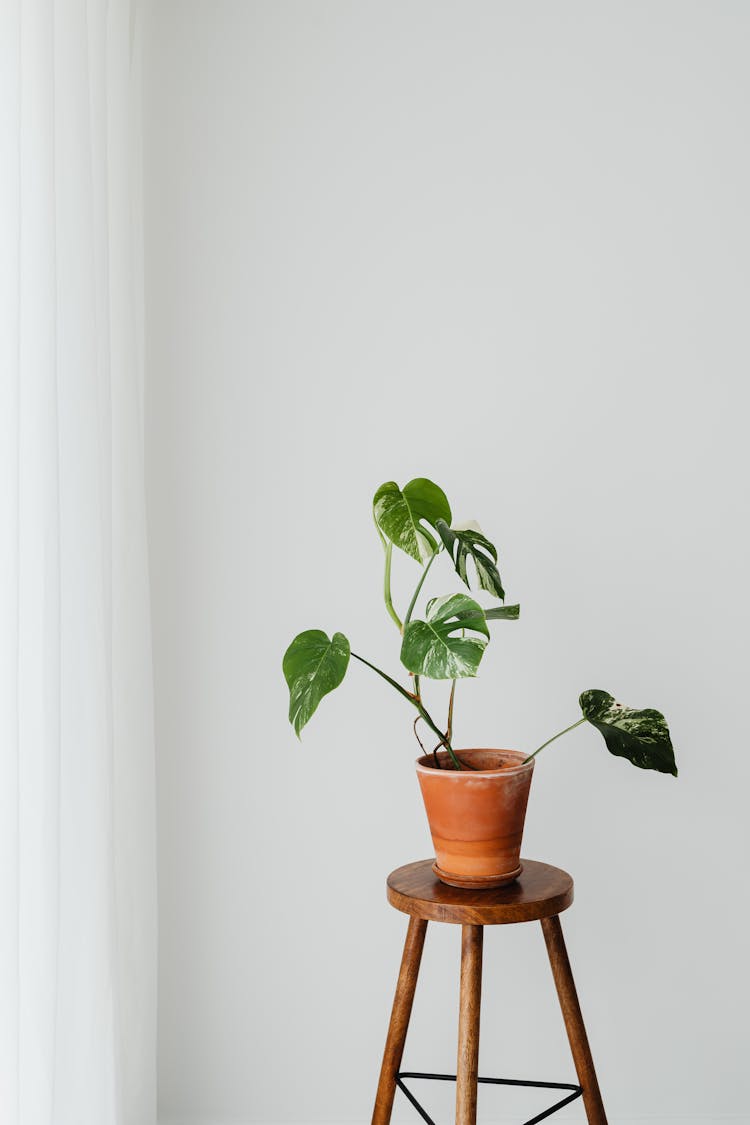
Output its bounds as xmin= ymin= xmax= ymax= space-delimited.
xmin=415 ymin=747 xmax=534 ymax=778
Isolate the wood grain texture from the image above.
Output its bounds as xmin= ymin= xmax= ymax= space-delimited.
xmin=541 ymin=915 xmax=608 ymax=1125
xmin=371 ymin=916 xmax=428 ymax=1125
xmin=455 ymin=925 xmax=483 ymax=1125
xmin=387 ymin=858 xmax=574 ymax=925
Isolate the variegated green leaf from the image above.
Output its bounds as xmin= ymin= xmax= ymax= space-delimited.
xmin=485 ymin=604 xmax=520 ymax=621
xmin=579 ymin=689 xmax=677 ymax=777
xmin=436 ymin=519 xmax=505 ymax=598
xmin=450 ymin=603 xmax=520 ymax=627
xmin=283 ymin=630 xmax=350 ymax=737
xmin=373 ymin=478 xmax=451 ymax=563
xmin=400 ymin=593 xmax=488 ymax=680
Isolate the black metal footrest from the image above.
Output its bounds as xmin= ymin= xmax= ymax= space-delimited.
xmin=396 ymin=1071 xmax=583 ymax=1125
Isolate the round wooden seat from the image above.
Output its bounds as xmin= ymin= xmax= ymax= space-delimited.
xmin=386 ymin=858 xmax=574 ymax=925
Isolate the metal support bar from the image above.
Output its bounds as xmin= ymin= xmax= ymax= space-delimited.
xmin=395 ymin=1070 xmax=583 ymax=1125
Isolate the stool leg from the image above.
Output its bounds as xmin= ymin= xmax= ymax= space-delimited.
xmin=541 ymin=915 xmax=608 ymax=1125
xmin=371 ymin=915 xmax=427 ymax=1125
xmin=455 ymin=924 xmax=483 ymax=1125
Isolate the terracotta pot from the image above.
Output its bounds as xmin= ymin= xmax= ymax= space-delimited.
xmin=416 ymin=749 xmax=534 ymax=889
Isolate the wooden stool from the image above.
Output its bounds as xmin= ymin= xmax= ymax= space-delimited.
xmin=371 ymin=859 xmax=608 ymax=1125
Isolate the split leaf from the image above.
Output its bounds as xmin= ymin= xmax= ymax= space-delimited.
xmin=401 ymin=593 xmax=488 ymax=680
xmin=436 ymin=519 xmax=505 ymax=599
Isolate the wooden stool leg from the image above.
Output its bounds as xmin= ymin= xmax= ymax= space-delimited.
xmin=371 ymin=915 xmax=427 ymax=1125
xmin=455 ymin=924 xmax=483 ymax=1125
xmin=541 ymin=915 xmax=608 ymax=1125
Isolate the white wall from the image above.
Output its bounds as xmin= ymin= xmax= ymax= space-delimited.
xmin=143 ymin=3 xmax=750 ymax=1123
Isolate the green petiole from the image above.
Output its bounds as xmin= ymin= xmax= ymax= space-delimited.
xmin=523 ymin=717 xmax=587 ymax=763
xmin=351 ymin=651 xmax=465 ymax=770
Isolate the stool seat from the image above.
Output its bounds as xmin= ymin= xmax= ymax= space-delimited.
xmin=387 ymin=858 xmax=574 ymax=926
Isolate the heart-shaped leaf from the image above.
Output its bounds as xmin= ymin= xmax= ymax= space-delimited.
xmin=436 ymin=519 xmax=505 ymax=598
xmin=283 ymin=630 xmax=350 ymax=736
xmin=401 ymin=593 xmax=489 ymax=679
xmin=579 ymin=689 xmax=677 ymax=776
xmin=373 ymin=478 xmax=452 ymax=563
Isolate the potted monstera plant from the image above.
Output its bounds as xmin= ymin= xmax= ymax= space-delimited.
xmin=283 ymin=478 xmax=677 ymax=889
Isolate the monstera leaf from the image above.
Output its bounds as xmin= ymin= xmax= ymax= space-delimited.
xmin=580 ymin=689 xmax=677 ymax=776
xmin=401 ymin=593 xmax=489 ymax=679
xmin=450 ymin=603 xmax=520 ymax=625
xmin=283 ymin=630 xmax=350 ymax=736
xmin=373 ymin=478 xmax=451 ymax=563
xmin=485 ymin=604 xmax=520 ymax=621
xmin=436 ymin=519 xmax=505 ymax=599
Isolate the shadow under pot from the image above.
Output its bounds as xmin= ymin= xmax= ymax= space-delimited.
xmin=416 ymin=749 xmax=534 ymax=890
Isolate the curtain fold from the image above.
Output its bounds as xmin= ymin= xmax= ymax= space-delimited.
xmin=0 ymin=2 xmax=156 ymax=1123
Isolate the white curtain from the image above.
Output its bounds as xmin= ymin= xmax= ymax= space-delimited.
xmin=0 ymin=2 xmax=156 ymax=1124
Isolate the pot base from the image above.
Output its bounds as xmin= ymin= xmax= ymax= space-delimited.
xmin=432 ymin=861 xmax=523 ymax=890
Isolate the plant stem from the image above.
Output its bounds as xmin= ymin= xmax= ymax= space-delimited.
xmin=350 ymin=650 xmax=465 ymax=770
xmin=523 ymin=717 xmax=587 ymax=764
xmin=446 ymin=679 xmax=456 ymax=743
xmin=350 ymin=650 xmax=417 ymax=705
xmin=382 ymin=542 xmax=403 ymax=631
xmin=439 ymin=742 xmax=465 ymax=771
xmin=404 ymin=550 xmax=437 ymax=627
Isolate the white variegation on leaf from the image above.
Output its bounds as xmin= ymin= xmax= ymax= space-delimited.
xmin=400 ymin=593 xmax=489 ymax=680
xmin=373 ymin=478 xmax=451 ymax=563
xmin=436 ymin=518 xmax=505 ymax=599
xmin=579 ymin=689 xmax=678 ymax=777
xmin=451 ymin=519 xmax=483 ymax=534
xmin=283 ymin=629 xmax=350 ymax=737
